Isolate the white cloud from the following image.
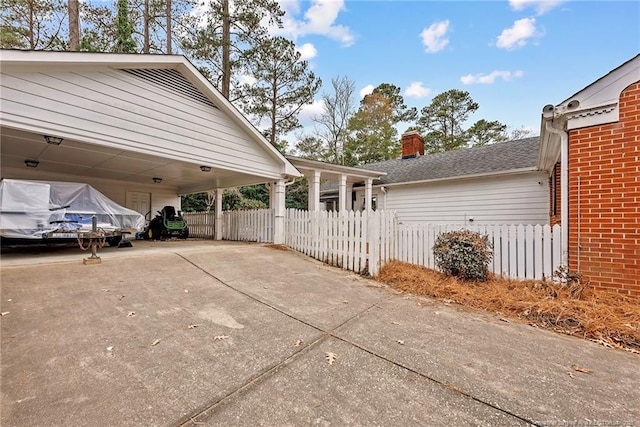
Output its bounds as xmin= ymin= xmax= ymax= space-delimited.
xmin=298 ymin=99 xmax=325 ymax=126
xmin=296 ymin=43 xmax=317 ymax=60
xmin=277 ymin=0 xmax=301 ymax=15
xmin=509 ymin=0 xmax=564 ymax=15
xmin=420 ymin=20 xmax=450 ymax=53
xmin=272 ymin=0 xmax=355 ymax=46
xmin=238 ymin=74 xmax=257 ymax=86
xmin=496 ymin=17 xmax=539 ymax=50
xmin=404 ymin=82 xmax=432 ymax=98
xmin=460 ymin=70 xmax=524 ymax=85
xmin=359 ymin=84 xmax=374 ymax=99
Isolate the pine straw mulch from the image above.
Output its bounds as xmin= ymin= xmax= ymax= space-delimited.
xmin=378 ymin=261 xmax=640 ymax=353
xmin=263 ymin=244 xmax=290 ymax=251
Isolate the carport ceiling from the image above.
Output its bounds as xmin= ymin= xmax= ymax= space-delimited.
xmin=0 ymin=126 xmax=251 ymax=192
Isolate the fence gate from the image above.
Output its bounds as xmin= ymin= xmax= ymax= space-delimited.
xmin=182 ymin=211 xmax=215 ymax=239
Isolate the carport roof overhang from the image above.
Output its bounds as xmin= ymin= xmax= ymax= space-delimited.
xmin=287 ymin=157 xmax=386 ymax=182
xmin=0 ymin=50 xmax=301 ymax=194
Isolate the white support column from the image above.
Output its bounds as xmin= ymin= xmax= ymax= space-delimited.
xmin=273 ymin=179 xmax=286 ymax=244
xmin=346 ymin=182 xmax=353 ymax=211
xmin=309 ymin=170 xmax=321 ymax=211
xmin=214 ymin=188 xmax=223 ymax=240
xmin=313 ymin=171 xmax=322 ymax=212
xmin=266 ymin=182 xmax=275 ymax=210
xmin=365 ymin=178 xmax=373 ymax=211
xmin=338 ymin=174 xmax=347 ymax=212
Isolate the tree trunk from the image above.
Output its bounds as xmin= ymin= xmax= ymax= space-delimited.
xmin=28 ymin=0 xmax=35 ymax=49
xmin=143 ymin=0 xmax=150 ymax=53
xmin=166 ymin=0 xmax=172 ymax=54
xmin=221 ymin=0 xmax=231 ymax=98
xmin=68 ymin=0 xmax=80 ymax=51
xmin=271 ymin=71 xmax=277 ymax=146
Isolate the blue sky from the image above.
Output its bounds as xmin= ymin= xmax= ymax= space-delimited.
xmin=270 ymin=0 xmax=640 ymax=137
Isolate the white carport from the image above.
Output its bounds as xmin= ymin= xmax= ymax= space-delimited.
xmin=0 ymin=50 xmax=300 ymax=243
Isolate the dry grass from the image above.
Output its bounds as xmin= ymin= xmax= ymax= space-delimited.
xmin=378 ymin=261 xmax=640 ymax=352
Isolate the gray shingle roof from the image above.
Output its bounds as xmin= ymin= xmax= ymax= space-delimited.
xmin=359 ymin=137 xmax=540 ymax=185
xmin=320 ymin=137 xmax=540 ymax=192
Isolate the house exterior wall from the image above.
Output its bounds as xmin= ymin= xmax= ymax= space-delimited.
xmin=0 ymin=68 xmax=283 ymax=180
xmin=566 ymin=82 xmax=640 ymax=296
xmin=365 ymin=172 xmax=549 ymax=225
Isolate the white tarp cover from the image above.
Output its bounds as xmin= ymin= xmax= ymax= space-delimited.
xmin=0 ymin=179 xmax=145 ymax=239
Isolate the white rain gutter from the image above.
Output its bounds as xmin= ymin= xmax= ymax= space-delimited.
xmin=544 ymin=118 xmax=569 ymax=266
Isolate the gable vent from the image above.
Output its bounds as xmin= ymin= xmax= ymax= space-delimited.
xmin=123 ymin=68 xmax=217 ymax=109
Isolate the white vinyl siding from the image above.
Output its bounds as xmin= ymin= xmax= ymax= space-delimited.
xmin=0 ymin=69 xmax=282 ymax=179
xmin=375 ymin=172 xmax=549 ymax=225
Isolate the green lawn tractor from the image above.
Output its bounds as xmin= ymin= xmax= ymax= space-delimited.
xmin=140 ymin=206 xmax=189 ymax=240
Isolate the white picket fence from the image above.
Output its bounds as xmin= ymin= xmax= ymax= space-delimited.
xmin=182 ymin=209 xmax=274 ymax=242
xmin=285 ymin=209 xmax=395 ymax=276
xmin=182 ymin=211 xmax=215 ymax=238
xmin=222 ymin=209 xmax=274 ymax=242
xmin=284 ymin=209 xmax=562 ymax=280
xmin=184 ymin=208 xmax=563 ymax=280
xmin=395 ymin=223 xmax=562 ymax=280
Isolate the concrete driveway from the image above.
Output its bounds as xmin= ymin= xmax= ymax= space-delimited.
xmin=1 ymin=241 xmax=639 ymax=426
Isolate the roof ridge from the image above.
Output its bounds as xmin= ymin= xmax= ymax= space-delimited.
xmin=359 ymin=136 xmax=539 ymax=169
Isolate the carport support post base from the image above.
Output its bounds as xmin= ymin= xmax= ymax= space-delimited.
xmin=83 ymin=257 xmax=102 ymax=265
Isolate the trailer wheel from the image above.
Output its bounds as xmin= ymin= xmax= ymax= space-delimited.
xmin=107 ymin=236 xmax=122 ymax=247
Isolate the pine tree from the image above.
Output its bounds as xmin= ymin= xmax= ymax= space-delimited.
xmin=239 ymin=36 xmax=321 ymax=147
xmin=113 ymin=0 xmax=136 ymax=53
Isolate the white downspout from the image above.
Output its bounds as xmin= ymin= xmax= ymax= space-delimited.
xmin=380 ymin=186 xmax=387 ymax=211
xmin=545 ymin=120 xmax=569 ymax=266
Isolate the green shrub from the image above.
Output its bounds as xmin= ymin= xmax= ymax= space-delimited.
xmin=433 ymin=230 xmax=493 ymax=281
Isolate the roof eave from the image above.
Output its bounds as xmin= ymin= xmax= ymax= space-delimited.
xmin=379 ymin=167 xmax=541 ymax=188
xmin=537 ymin=116 xmax=561 ymax=173
xmin=320 ymin=167 xmax=541 ymax=194
xmin=0 ymin=49 xmax=185 ymax=69
xmin=287 ymin=157 xmax=386 ymax=179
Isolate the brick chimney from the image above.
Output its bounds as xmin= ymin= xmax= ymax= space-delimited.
xmin=401 ymin=131 xmax=424 ymax=159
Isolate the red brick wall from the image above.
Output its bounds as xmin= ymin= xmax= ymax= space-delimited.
xmin=549 ymin=162 xmax=561 ymax=226
xmin=567 ymin=82 xmax=640 ymax=296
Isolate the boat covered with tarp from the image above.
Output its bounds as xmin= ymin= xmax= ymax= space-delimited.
xmin=0 ymin=178 xmax=145 ymax=246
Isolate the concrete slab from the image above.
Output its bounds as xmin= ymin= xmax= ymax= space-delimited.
xmin=335 ymin=295 xmax=640 ymax=424
xmin=1 ymin=250 xmax=320 ymax=426
xmin=183 ymin=247 xmax=389 ymax=331
xmin=190 ymin=337 xmax=528 ymax=426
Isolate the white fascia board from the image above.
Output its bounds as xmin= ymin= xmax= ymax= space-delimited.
xmin=320 ymin=167 xmax=540 ymax=195
xmin=374 ymin=167 xmax=539 ymax=189
xmin=288 ymin=157 xmax=386 ymax=179
xmin=554 ymin=54 xmax=639 ymax=129
xmin=535 ymin=55 xmax=639 ymax=170
xmin=0 ymin=50 xmax=184 ymax=70
xmin=537 ymin=117 xmax=561 ymax=173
